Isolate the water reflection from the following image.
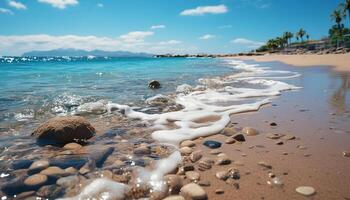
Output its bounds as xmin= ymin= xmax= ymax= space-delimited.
xmin=330 ymin=73 xmax=350 ymax=113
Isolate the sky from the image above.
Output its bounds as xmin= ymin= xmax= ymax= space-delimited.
xmin=0 ymin=0 xmax=347 ymax=56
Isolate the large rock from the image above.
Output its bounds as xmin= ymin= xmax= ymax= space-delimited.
xmin=32 ymin=116 xmax=95 ymax=145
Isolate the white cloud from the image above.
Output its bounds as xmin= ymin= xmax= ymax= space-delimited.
xmin=38 ymin=0 xmax=78 ymax=9
xmin=218 ymin=24 xmax=232 ymax=29
xmin=97 ymin=3 xmax=103 ymax=8
xmin=158 ymin=40 xmax=182 ymax=45
xmin=151 ymin=25 xmax=166 ymax=30
xmin=230 ymin=38 xmax=265 ymax=48
xmin=119 ymin=31 xmax=154 ymax=43
xmin=198 ymin=34 xmax=215 ymax=40
xmin=8 ymin=1 xmax=27 ymax=10
xmin=0 ymin=8 xmax=14 ymax=15
xmin=180 ymin=4 xmax=228 ymax=16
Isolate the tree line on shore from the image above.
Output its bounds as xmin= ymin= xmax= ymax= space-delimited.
xmin=256 ymin=0 xmax=350 ymax=52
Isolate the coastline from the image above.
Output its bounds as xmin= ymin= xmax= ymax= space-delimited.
xmin=231 ymin=53 xmax=350 ymax=72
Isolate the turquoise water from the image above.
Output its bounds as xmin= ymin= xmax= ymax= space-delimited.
xmin=0 ymin=57 xmax=233 ymax=129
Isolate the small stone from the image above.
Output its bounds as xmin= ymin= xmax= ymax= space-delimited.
xmin=209 ymin=149 xmax=222 ymax=155
xmin=37 ymin=184 xmax=64 ymax=199
xmin=182 ymin=164 xmax=195 ymax=171
xmin=56 ymin=175 xmax=79 ymax=187
xmin=198 ymin=180 xmax=210 ymax=187
xmin=228 ymin=168 xmax=240 ymax=180
xmin=165 ymin=175 xmax=184 ymax=195
xmin=180 ymin=183 xmax=207 ymax=200
xmin=270 ymin=122 xmax=277 ymax=126
xmin=64 ymin=167 xmax=78 ymax=174
xmin=343 ymin=151 xmax=350 ymax=157
xmin=266 ymin=133 xmax=284 ymax=140
xmin=284 ymin=135 xmax=296 ymax=140
xmin=295 ymin=186 xmax=316 ymax=196
xmin=268 ymin=172 xmax=275 ymax=178
xmin=225 ymin=137 xmax=236 ymax=144
xmin=134 ymin=146 xmax=151 ymax=155
xmin=216 ymin=153 xmax=231 ymax=165
xmin=24 ymin=174 xmax=48 ymax=187
xmin=222 ymin=127 xmax=239 ymax=136
xmin=258 ymin=161 xmax=272 ymax=169
xmin=275 ymin=141 xmax=284 ymax=145
xmin=268 ymin=177 xmax=283 ymax=186
xmin=297 ymin=145 xmax=307 ymax=150
xmin=28 ymin=160 xmax=49 ymax=173
xmin=190 ymin=150 xmax=202 ymax=163
xmin=181 ymin=140 xmax=195 ymax=147
xmin=203 ymin=140 xmax=221 ymax=149
xmin=40 ymin=166 xmax=67 ymax=177
xmin=242 ymin=127 xmax=259 ymax=136
xmin=215 ymin=189 xmax=224 ymax=194
xmin=148 ymin=80 xmax=161 ymax=89
xmin=185 ymin=171 xmax=200 ymax=181
xmin=163 ymin=196 xmax=185 ymax=200
xmin=63 ymin=142 xmax=82 ymax=150
xmin=180 ymin=147 xmax=193 ymax=155
xmin=232 ymin=133 xmax=245 ymax=142
xmin=216 ymin=171 xmax=229 ymax=180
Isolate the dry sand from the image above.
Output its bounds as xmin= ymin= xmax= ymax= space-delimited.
xmin=232 ymin=53 xmax=350 ymax=72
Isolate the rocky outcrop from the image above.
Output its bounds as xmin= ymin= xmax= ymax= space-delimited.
xmin=32 ymin=116 xmax=95 ymax=145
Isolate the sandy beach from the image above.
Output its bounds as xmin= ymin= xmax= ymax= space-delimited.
xmin=233 ymin=53 xmax=350 ymax=72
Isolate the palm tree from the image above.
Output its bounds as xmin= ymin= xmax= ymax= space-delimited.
xmin=306 ymin=34 xmax=310 ymax=41
xmin=341 ymin=0 xmax=350 ymax=26
xmin=283 ymin=32 xmax=293 ymax=47
xmin=331 ymin=9 xmax=345 ymax=29
xmin=267 ymin=39 xmax=279 ymax=50
xmin=296 ymin=28 xmax=306 ymax=42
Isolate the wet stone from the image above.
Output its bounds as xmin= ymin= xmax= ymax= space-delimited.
xmin=222 ymin=127 xmax=240 ymax=136
xmin=209 ymin=149 xmax=222 ymax=155
xmin=295 ymin=186 xmax=316 ymax=196
xmin=258 ymin=161 xmax=272 ymax=169
xmin=133 ymin=146 xmax=151 ymax=155
xmin=181 ymin=140 xmax=195 ymax=148
xmin=24 ymin=174 xmax=48 ymax=187
xmin=216 ymin=171 xmax=229 ymax=180
xmin=183 ymin=164 xmax=195 ymax=172
xmin=343 ymin=151 xmax=350 ymax=157
xmin=275 ymin=141 xmax=284 ymax=145
xmin=11 ymin=159 xmax=33 ymax=170
xmin=56 ymin=175 xmax=79 ymax=187
xmin=225 ymin=137 xmax=236 ymax=144
xmin=64 ymin=167 xmax=78 ymax=174
xmin=165 ymin=175 xmax=184 ymax=195
xmin=270 ymin=122 xmax=277 ymax=126
xmin=63 ymin=142 xmax=82 ymax=150
xmin=36 ymin=184 xmax=64 ymax=199
xmin=229 ymin=168 xmax=240 ymax=180
xmin=180 ymin=183 xmax=207 ymax=200
xmin=215 ymin=189 xmax=225 ymax=194
xmin=185 ymin=171 xmax=200 ymax=181
xmin=233 ymin=133 xmax=246 ymax=142
xmin=266 ymin=133 xmax=284 ymax=140
xmin=284 ymin=135 xmax=296 ymax=140
xmin=242 ymin=127 xmax=259 ymax=136
xmin=216 ymin=153 xmax=231 ymax=165
xmin=190 ymin=150 xmax=203 ymax=163
xmin=198 ymin=180 xmax=211 ymax=187
xmin=180 ymin=147 xmax=193 ymax=155
xmin=40 ymin=166 xmax=67 ymax=177
xmin=28 ymin=160 xmax=49 ymax=174
xmin=15 ymin=191 xmax=36 ymax=199
xmin=203 ymin=140 xmax=222 ymax=149
xmin=163 ymin=196 xmax=185 ymax=200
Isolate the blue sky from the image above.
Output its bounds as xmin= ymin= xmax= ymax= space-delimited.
xmin=0 ymin=0 xmax=346 ymax=55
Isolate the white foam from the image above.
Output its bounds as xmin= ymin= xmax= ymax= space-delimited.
xmin=71 ymin=59 xmax=301 ymax=199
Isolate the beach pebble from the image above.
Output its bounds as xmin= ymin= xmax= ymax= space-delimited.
xmin=343 ymin=151 xmax=350 ymax=157
xmin=275 ymin=141 xmax=284 ymax=145
xmin=198 ymin=180 xmax=211 ymax=187
xmin=64 ymin=167 xmax=78 ymax=174
xmin=232 ymin=133 xmax=246 ymax=142
xmin=163 ymin=196 xmax=185 ymax=200
xmin=225 ymin=137 xmax=236 ymax=144
xmin=190 ymin=150 xmax=203 ymax=163
xmin=203 ymin=140 xmax=222 ymax=149
xmin=242 ymin=127 xmax=259 ymax=136
xmin=181 ymin=140 xmax=195 ymax=147
xmin=216 ymin=171 xmax=229 ymax=180
xmin=270 ymin=122 xmax=277 ymax=126
xmin=209 ymin=149 xmax=222 ymax=155
xmin=284 ymin=135 xmax=296 ymax=140
xmin=40 ymin=166 xmax=67 ymax=177
xmin=267 ymin=177 xmax=283 ymax=186
xmin=180 ymin=183 xmax=207 ymax=200
xmin=148 ymin=80 xmax=161 ymax=89
xmin=229 ymin=168 xmax=240 ymax=180
xmin=11 ymin=159 xmax=33 ymax=170
xmin=180 ymin=147 xmax=193 ymax=155
xmin=182 ymin=164 xmax=195 ymax=172
xmin=266 ymin=133 xmax=284 ymax=140
xmin=24 ymin=174 xmax=48 ymax=187
xmin=222 ymin=127 xmax=239 ymax=136
xmin=215 ymin=189 xmax=225 ymax=194
xmin=185 ymin=171 xmax=200 ymax=181
xmin=56 ymin=175 xmax=79 ymax=187
xmin=37 ymin=184 xmax=64 ymax=199
xmin=258 ymin=161 xmax=272 ymax=169
xmin=32 ymin=116 xmax=95 ymax=145
xmin=28 ymin=160 xmax=49 ymax=174
xmin=63 ymin=142 xmax=82 ymax=150
xmin=134 ymin=146 xmax=151 ymax=155
xmin=216 ymin=153 xmax=231 ymax=165
xmin=295 ymin=186 xmax=316 ymax=196
xmin=165 ymin=175 xmax=184 ymax=194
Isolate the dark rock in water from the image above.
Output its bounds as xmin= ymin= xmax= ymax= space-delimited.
xmin=50 ymin=156 xmax=87 ymax=169
xmin=96 ymin=128 xmax=127 ymax=140
xmin=89 ymin=147 xmax=114 ymax=167
xmin=270 ymin=122 xmax=277 ymax=126
xmin=32 ymin=116 xmax=95 ymax=145
xmin=148 ymin=80 xmax=161 ymax=89
xmin=37 ymin=184 xmax=64 ymax=199
xmin=233 ymin=133 xmax=246 ymax=142
xmin=203 ymin=140 xmax=222 ymax=149
xmin=11 ymin=159 xmax=34 ymax=170
xmin=1 ymin=176 xmax=27 ymax=195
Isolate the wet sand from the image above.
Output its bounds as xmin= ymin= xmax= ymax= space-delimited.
xmin=186 ymin=63 xmax=350 ymax=199
xmin=233 ymin=53 xmax=350 ymax=72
